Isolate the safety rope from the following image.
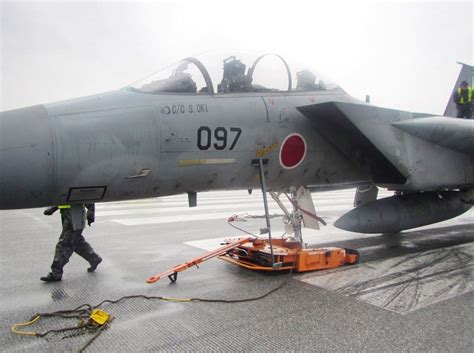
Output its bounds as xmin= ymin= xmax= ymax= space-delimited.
xmin=11 ymin=275 xmax=293 ymax=353
xmin=77 ymin=319 xmax=113 ymax=353
xmin=11 ymin=315 xmax=41 ymax=336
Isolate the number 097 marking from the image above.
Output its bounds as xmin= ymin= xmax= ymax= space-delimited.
xmin=197 ymin=127 xmax=242 ymax=151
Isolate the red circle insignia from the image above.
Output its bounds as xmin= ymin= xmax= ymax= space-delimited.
xmin=279 ymin=133 xmax=307 ymax=169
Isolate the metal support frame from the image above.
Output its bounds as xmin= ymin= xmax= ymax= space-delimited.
xmin=251 ymin=158 xmax=276 ymax=267
xmin=269 ymin=190 xmax=304 ymax=245
xmin=289 ymin=189 xmax=303 ymax=244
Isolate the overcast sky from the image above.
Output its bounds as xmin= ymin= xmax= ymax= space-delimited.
xmin=1 ymin=0 xmax=472 ymax=114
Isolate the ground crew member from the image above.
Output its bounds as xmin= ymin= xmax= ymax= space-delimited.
xmin=453 ymin=80 xmax=472 ymax=119
xmin=40 ymin=204 xmax=102 ymax=282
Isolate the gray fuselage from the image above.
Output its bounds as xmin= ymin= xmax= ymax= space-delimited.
xmin=0 ymin=88 xmax=365 ymax=209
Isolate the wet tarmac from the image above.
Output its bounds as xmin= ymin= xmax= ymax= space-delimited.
xmin=1 ymin=189 xmax=473 ymax=352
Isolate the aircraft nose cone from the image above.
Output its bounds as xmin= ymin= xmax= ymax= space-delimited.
xmin=0 ymin=105 xmax=54 ymax=209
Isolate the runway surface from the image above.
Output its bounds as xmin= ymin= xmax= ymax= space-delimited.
xmin=1 ymin=189 xmax=473 ymax=352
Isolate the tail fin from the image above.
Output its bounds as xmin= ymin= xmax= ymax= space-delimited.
xmin=444 ymin=62 xmax=473 ymax=117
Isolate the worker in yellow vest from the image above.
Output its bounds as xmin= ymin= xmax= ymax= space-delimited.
xmin=453 ymin=80 xmax=472 ymax=119
xmin=40 ymin=204 xmax=102 ymax=282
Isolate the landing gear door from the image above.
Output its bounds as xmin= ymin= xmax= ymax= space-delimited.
xmin=296 ymin=186 xmax=320 ymax=230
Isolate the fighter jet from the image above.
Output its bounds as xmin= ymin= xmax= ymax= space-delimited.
xmin=1 ymin=53 xmax=473 ymax=234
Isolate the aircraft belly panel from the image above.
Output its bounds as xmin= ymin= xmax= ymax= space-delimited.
xmin=51 ymin=105 xmax=159 ymax=203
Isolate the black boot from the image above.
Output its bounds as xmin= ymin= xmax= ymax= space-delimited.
xmin=87 ymin=256 xmax=102 ymax=273
xmin=40 ymin=272 xmax=62 ymax=282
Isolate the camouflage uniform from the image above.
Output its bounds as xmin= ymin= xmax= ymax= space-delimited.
xmin=41 ymin=204 xmax=101 ymax=282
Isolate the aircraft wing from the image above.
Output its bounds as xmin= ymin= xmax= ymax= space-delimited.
xmin=392 ymin=116 xmax=474 ymax=156
xmin=296 ymin=101 xmax=408 ymax=185
xmin=297 ymin=101 xmax=473 ymax=188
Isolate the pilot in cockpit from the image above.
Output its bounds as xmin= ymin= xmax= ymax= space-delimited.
xmin=296 ymin=70 xmax=321 ymax=91
xmin=140 ymin=61 xmax=197 ymax=93
xmin=165 ymin=62 xmax=197 ymax=93
xmin=218 ymin=56 xmax=251 ymax=93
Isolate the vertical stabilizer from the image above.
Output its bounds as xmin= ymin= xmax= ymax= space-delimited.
xmin=444 ymin=62 xmax=473 ymax=117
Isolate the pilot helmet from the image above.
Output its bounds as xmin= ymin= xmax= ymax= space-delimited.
xmin=297 ymin=70 xmax=316 ymax=85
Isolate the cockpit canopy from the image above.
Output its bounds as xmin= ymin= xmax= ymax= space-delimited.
xmin=130 ymin=53 xmax=339 ymax=95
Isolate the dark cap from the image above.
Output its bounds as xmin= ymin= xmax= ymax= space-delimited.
xmin=461 ymin=80 xmax=468 ymax=86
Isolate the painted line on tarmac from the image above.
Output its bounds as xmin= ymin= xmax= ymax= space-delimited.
xmin=184 ymin=232 xmax=380 ymax=252
xmin=101 ymin=203 xmax=351 ymax=218
xmin=96 ymin=196 xmax=357 ymax=210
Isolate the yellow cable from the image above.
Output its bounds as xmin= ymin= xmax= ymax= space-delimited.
xmin=11 ymin=315 xmax=41 ymax=336
xmin=10 ymin=296 xmax=191 ymax=336
xmin=161 ymin=297 xmax=192 ymax=303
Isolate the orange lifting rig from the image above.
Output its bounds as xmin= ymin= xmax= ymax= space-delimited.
xmin=146 ymin=236 xmax=359 ymax=283
xmin=147 ymin=159 xmax=360 ymax=284
xmin=219 ymin=237 xmax=359 ymax=272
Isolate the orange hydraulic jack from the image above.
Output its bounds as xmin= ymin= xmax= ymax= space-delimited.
xmin=146 ymin=236 xmax=359 ymax=283
xmin=219 ymin=238 xmax=359 ymax=272
xmin=146 ymin=159 xmax=360 ymax=284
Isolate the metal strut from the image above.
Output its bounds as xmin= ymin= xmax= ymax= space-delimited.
xmin=254 ymin=158 xmax=277 ymax=268
xmin=268 ymin=190 xmax=303 ymax=245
